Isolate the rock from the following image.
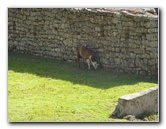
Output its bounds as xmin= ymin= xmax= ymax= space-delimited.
xmin=112 ymin=86 xmax=158 ymax=118
xmin=126 ymin=115 xmax=136 ymax=121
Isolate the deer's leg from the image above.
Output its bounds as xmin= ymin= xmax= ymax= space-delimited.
xmin=77 ymin=55 xmax=81 ymax=68
xmin=81 ymin=58 xmax=85 ymax=68
xmin=86 ymin=59 xmax=91 ymax=70
xmin=77 ymin=56 xmax=85 ymax=69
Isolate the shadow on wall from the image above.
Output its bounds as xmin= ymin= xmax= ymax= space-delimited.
xmin=8 ymin=51 xmax=158 ymax=89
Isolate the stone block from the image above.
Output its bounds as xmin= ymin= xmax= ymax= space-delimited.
xmin=144 ymin=21 xmax=158 ymax=28
xmin=146 ymin=33 xmax=158 ymax=41
xmin=112 ymin=18 xmax=119 ymax=24
xmin=112 ymin=86 xmax=158 ymax=118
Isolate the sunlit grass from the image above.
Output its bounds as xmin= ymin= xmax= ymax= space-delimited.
xmin=8 ymin=51 xmax=158 ymax=122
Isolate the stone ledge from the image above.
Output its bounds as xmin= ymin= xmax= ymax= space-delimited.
xmin=112 ymin=86 xmax=158 ymax=118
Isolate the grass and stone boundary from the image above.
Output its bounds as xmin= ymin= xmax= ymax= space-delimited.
xmin=112 ymin=86 xmax=158 ymax=119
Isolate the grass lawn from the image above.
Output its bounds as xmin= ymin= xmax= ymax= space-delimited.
xmin=8 ymin=51 xmax=158 ymax=122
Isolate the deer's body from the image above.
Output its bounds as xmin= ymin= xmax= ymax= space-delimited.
xmin=76 ymin=46 xmax=99 ymax=70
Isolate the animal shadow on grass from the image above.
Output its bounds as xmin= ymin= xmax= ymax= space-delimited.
xmin=8 ymin=51 xmax=157 ymax=89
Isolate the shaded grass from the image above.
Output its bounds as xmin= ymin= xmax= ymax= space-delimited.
xmin=8 ymin=51 xmax=158 ymax=122
xmin=136 ymin=111 xmax=158 ymax=121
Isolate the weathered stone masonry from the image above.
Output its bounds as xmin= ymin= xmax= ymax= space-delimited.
xmin=8 ymin=8 xmax=158 ymax=77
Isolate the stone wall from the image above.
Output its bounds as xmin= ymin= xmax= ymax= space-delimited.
xmin=8 ymin=8 xmax=158 ymax=77
xmin=112 ymin=86 xmax=158 ymax=118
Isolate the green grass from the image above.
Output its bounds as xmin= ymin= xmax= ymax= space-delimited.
xmin=8 ymin=51 xmax=158 ymax=122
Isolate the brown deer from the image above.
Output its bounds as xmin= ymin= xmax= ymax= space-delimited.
xmin=76 ymin=46 xmax=99 ymax=70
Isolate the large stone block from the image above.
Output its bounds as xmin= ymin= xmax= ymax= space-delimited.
xmin=112 ymin=86 xmax=158 ymax=118
xmin=144 ymin=20 xmax=158 ymax=28
xmin=146 ymin=33 xmax=158 ymax=41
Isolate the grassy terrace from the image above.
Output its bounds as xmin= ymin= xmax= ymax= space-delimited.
xmin=8 ymin=51 xmax=158 ymax=122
